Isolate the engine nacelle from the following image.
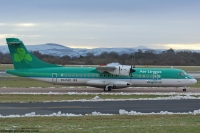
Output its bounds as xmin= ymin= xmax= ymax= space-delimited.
xmin=112 ymin=81 xmax=131 ymax=88
xmin=86 ymin=80 xmax=131 ymax=89
xmin=109 ymin=65 xmax=131 ymax=76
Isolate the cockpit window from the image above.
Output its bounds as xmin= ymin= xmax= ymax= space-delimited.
xmin=178 ymin=72 xmax=187 ymax=76
xmin=183 ymin=71 xmax=187 ymax=75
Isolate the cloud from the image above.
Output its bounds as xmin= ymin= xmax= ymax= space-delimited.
xmin=163 ymin=44 xmax=200 ymax=50
xmin=63 ymin=22 xmax=106 ymax=28
xmin=15 ymin=23 xmax=38 ymax=27
xmin=0 ymin=34 xmax=18 ymax=39
xmin=0 ymin=23 xmax=6 ymax=26
xmin=0 ymin=34 xmax=41 ymax=39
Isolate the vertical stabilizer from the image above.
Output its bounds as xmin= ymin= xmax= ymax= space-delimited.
xmin=6 ymin=38 xmax=60 ymax=69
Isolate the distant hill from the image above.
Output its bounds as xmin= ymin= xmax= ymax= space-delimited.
xmin=0 ymin=43 xmax=199 ymax=57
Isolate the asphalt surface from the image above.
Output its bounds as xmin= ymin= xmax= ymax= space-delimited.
xmin=0 ymin=100 xmax=200 ymax=115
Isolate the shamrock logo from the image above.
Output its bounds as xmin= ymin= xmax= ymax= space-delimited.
xmin=14 ymin=48 xmax=32 ymax=64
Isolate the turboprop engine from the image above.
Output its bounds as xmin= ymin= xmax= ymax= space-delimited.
xmin=109 ymin=65 xmax=131 ymax=76
xmin=96 ymin=62 xmax=135 ymax=76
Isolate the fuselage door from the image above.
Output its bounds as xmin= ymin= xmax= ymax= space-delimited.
xmin=153 ymin=72 xmax=158 ymax=80
xmin=52 ymin=73 xmax=57 ymax=82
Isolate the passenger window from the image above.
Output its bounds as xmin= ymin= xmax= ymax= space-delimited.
xmin=80 ymin=74 xmax=82 ymax=77
xmin=83 ymin=74 xmax=86 ymax=77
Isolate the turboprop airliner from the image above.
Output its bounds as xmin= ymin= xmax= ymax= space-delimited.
xmin=5 ymin=38 xmax=197 ymax=92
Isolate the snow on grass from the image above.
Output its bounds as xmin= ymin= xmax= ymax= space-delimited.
xmin=92 ymin=96 xmax=100 ymax=100
xmin=119 ymin=109 xmax=200 ymax=115
xmin=91 ymin=111 xmax=113 ymax=116
xmin=0 ymin=111 xmax=82 ymax=118
xmin=1 ymin=109 xmax=200 ymax=118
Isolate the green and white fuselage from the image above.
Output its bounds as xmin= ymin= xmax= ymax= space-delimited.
xmin=6 ymin=67 xmax=196 ymax=88
xmin=5 ymin=38 xmax=197 ymax=91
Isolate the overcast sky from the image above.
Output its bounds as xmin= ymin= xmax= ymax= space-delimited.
xmin=0 ymin=0 xmax=200 ymax=49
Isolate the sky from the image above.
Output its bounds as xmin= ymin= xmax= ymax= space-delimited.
xmin=0 ymin=0 xmax=200 ymax=50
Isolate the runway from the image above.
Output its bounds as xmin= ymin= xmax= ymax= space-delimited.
xmin=0 ymin=100 xmax=200 ymax=115
xmin=0 ymin=87 xmax=200 ymax=93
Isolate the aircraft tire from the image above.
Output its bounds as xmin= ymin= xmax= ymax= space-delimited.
xmin=104 ymin=87 xmax=109 ymax=92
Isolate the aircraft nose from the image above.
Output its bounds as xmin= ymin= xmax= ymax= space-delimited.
xmin=192 ymin=79 xmax=197 ymax=84
xmin=194 ymin=79 xmax=197 ymax=84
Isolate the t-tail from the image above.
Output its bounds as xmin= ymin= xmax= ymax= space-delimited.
xmin=6 ymin=38 xmax=60 ymax=69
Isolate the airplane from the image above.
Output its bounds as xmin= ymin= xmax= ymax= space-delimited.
xmin=5 ymin=38 xmax=197 ymax=92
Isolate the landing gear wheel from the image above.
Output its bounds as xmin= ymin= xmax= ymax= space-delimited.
xmin=183 ymin=88 xmax=186 ymax=92
xmin=104 ymin=87 xmax=109 ymax=92
xmin=104 ymin=86 xmax=112 ymax=92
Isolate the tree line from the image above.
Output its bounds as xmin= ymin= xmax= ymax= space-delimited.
xmin=1 ymin=48 xmax=200 ymax=66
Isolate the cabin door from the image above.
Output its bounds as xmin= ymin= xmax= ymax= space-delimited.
xmin=52 ymin=73 xmax=57 ymax=82
xmin=153 ymin=73 xmax=158 ymax=80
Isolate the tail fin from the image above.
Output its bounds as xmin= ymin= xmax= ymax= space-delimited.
xmin=6 ymin=38 xmax=60 ymax=69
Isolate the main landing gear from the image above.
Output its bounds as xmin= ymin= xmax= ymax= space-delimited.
xmin=183 ymin=87 xmax=187 ymax=92
xmin=104 ymin=86 xmax=112 ymax=92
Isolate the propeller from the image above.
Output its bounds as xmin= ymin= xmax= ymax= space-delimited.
xmin=129 ymin=54 xmax=136 ymax=78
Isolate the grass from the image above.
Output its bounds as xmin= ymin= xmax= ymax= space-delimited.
xmin=0 ymin=64 xmax=13 ymax=70
xmin=0 ymin=77 xmax=63 ymax=88
xmin=191 ymin=81 xmax=200 ymax=88
xmin=0 ymin=94 xmax=172 ymax=103
xmin=1 ymin=115 xmax=200 ymax=133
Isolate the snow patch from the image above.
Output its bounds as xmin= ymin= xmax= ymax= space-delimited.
xmin=93 ymin=96 xmax=100 ymax=100
xmin=1 ymin=109 xmax=200 ymax=118
xmin=0 ymin=111 xmax=82 ymax=118
xmin=119 ymin=109 xmax=200 ymax=115
xmin=91 ymin=111 xmax=113 ymax=116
